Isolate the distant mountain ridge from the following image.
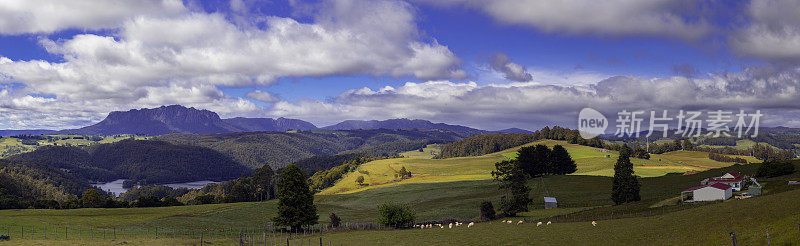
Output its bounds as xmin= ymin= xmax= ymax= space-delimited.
xmin=58 ymin=105 xmax=317 ymax=136
xmin=323 ymin=118 xmax=482 ymax=132
xmin=6 ymin=105 xmax=501 ymax=136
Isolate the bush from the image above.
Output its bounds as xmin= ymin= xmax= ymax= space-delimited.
xmin=133 ymin=196 xmax=162 ymax=207
xmin=479 ymin=201 xmax=496 ymax=221
xmin=356 ymin=176 xmax=365 ymax=185
xmin=377 ymin=202 xmax=415 ymax=228
xmin=191 ymin=194 xmax=217 ymax=205
xmin=756 ymin=161 xmax=796 ymax=178
xmin=329 ymin=213 xmax=341 ymax=228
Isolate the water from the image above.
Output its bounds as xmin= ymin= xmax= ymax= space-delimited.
xmin=92 ymin=179 xmax=221 ymax=196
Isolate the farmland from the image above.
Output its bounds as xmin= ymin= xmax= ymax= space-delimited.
xmin=321 ymin=140 xmax=759 ymax=194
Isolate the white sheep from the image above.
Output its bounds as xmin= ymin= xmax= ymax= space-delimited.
xmin=591 ymin=221 xmax=597 ymax=227
xmin=449 ymin=223 xmax=453 ymax=228
xmin=507 ymin=220 xmax=512 ymax=224
xmin=546 ymin=221 xmax=552 ymax=225
xmin=427 ymin=224 xmax=432 ymax=228
xmin=536 ymin=222 xmax=542 ymax=226
xmin=516 ymin=220 xmax=523 ymax=225
xmin=468 ymin=222 xmax=474 ymax=228
xmin=439 ymin=225 xmax=444 ymax=229
xmin=501 ymin=220 xmax=506 ymax=223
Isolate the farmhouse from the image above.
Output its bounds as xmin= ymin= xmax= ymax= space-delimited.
xmin=544 ymin=197 xmax=557 ymax=209
xmin=681 ymin=183 xmax=733 ymax=202
xmin=701 ymin=171 xmax=745 ymax=191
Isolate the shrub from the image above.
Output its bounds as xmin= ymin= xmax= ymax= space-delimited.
xmin=329 ymin=213 xmax=341 ymax=228
xmin=356 ymin=176 xmax=365 ymax=185
xmin=479 ymin=201 xmax=496 ymax=221
xmin=133 ymin=196 xmax=162 ymax=207
xmin=192 ymin=194 xmax=217 ymax=205
xmin=377 ymin=202 xmax=415 ymax=228
xmin=756 ymin=161 xmax=796 ymax=178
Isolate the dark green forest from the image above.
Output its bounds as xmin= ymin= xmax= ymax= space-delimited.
xmin=156 ymin=129 xmax=463 ymax=169
xmin=7 ymin=139 xmax=251 ymax=185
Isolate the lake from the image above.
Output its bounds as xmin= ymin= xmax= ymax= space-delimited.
xmin=92 ymin=179 xmax=221 ymax=197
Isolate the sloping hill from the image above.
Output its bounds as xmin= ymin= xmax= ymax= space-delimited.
xmin=156 ymin=129 xmax=466 ymax=169
xmin=7 ymin=139 xmax=250 ymax=185
xmin=320 ymin=140 xmax=760 ymax=194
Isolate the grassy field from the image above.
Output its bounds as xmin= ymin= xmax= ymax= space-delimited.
xmin=0 ymin=134 xmax=148 ymax=157
xmin=320 ymin=140 xmax=758 ymax=194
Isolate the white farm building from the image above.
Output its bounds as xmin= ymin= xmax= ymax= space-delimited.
xmin=681 ymin=183 xmax=732 ymax=202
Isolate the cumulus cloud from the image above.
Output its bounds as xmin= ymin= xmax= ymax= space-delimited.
xmin=0 ymin=0 xmax=186 ymax=34
xmin=271 ymin=66 xmax=800 ymax=129
xmin=414 ymin=0 xmax=711 ymax=40
xmin=0 ymin=0 xmax=466 ymax=128
xmin=672 ymin=63 xmax=700 ymax=78
xmin=731 ymin=0 xmax=800 ymax=63
xmin=246 ymin=90 xmax=280 ymax=103
xmin=490 ymin=53 xmax=532 ymax=82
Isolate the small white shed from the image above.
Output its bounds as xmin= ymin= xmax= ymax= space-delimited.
xmin=544 ymin=197 xmax=557 ymax=209
xmin=681 ymin=183 xmax=732 ymax=202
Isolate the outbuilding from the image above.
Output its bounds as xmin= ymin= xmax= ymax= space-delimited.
xmin=544 ymin=197 xmax=557 ymax=209
xmin=681 ymin=183 xmax=732 ymax=202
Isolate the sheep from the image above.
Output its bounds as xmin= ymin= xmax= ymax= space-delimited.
xmin=449 ymin=223 xmax=453 ymax=229
xmin=591 ymin=221 xmax=597 ymax=227
xmin=468 ymin=222 xmax=474 ymax=228
xmin=507 ymin=220 xmax=512 ymax=224
xmin=427 ymin=224 xmax=432 ymax=228
xmin=517 ymin=220 xmax=523 ymax=225
xmin=546 ymin=221 xmax=552 ymax=225
xmin=501 ymin=220 xmax=506 ymax=223
xmin=536 ymin=222 xmax=542 ymax=226
xmin=440 ymin=225 xmax=444 ymax=229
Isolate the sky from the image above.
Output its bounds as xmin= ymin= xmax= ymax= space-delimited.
xmin=0 ymin=0 xmax=799 ymax=131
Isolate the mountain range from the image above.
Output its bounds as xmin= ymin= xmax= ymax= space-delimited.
xmin=4 ymin=105 xmax=500 ymax=136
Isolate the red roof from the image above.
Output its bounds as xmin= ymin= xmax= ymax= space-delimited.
xmin=683 ymin=183 xmax=732 ymax=192
xmin=709 ymin=183 xmax=732 ymax=190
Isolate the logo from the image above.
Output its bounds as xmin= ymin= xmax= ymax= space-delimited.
xmin=578 ymin=108 xmax=608 ymax=139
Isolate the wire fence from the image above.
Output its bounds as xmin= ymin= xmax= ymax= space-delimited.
xmin=0 ymin=221 xmax=392 ymax=243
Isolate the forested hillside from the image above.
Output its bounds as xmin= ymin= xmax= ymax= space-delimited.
xmin=0 ymin=159 xmax=91 ymax=207
xmin=7 ymin=139 xmax=250 ymax=185
xmin=157 ymin=129 xmax=465 ymax=169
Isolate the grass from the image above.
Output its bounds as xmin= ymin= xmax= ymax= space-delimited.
xmin=0 ymin=134 xmax=147 ymax=157
xmin=1 ymin=162 xmax=798 ymax=245
xmin=321 ymin=140 xmax=756 ymax=194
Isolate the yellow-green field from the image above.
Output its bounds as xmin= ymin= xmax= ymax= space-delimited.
xmin=321 ymin=140 xmax=759 ymax=195
xmin=0 ymin=134 xmax=148 ymax=157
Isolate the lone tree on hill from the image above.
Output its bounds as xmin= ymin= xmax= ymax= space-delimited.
xmin=551 ymin=145 xmax=577 ymax=175
xmin=517 ymin=144 xmax=551 ymax=177
xmin=611 ymin=145 xmax=641 ymax=205
xmin=492 ymin=160 xmax=532 ymax=216
xmin=274 ymin=164 xmax=318 ymax=230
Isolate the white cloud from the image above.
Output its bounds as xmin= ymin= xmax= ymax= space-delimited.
xmin=0 ymin=0 xmax=466 ymax=129
xmin=246 ymin=90 xmax=280 ymax=103
xmin=415 ymin=0 xmax=711 ymax=40
xmin=0 ymin=0 xmax=186 ymax=34
xmin=271 ymin=67 xmax=800 ymax=129
xmin=731 ymin=0 xmax=800 ymax=63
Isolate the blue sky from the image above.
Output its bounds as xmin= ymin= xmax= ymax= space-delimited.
xmin=0 ymin=0 xmax=799 ymax=130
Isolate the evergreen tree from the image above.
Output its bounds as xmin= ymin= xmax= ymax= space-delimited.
xmin=491 ymin=160 xmax=532 ymax=216
xmin=274 ymin=164 xmax=318 ymax=230
xmin=611 ymin=145 xmax=641 ymax=205
xmin=550 ymin=145 xmax=577 ymax=175
xmin=517 ymin=144 xmax=551 ymax=177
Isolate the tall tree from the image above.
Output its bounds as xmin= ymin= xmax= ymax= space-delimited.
xmin=611 ymin=145 xmax=641 ymax=205
xmin=517 ymin=144 xmax=551 ymax=177
xmin=491 ymin=160 xmax=532 ymax=216
xmin=274 ymin=164 xmax=318 ymax=230
xmin=550 ymin=145 xmax=577 ymax=175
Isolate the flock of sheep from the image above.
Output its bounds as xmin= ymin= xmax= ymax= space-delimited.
xmin=414 ymin=220 xmax=597 ymax=229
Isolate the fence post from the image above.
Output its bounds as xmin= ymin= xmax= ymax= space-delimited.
xmin=729 ymin=231 xmax=738 ymax=246
xmin=766 ymin=229 xmax=770 ymax=246
xmin=200 ymin=230 xmax=204 ymax=246
xmin=20 ymin=226 xmax=23 ymax=239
